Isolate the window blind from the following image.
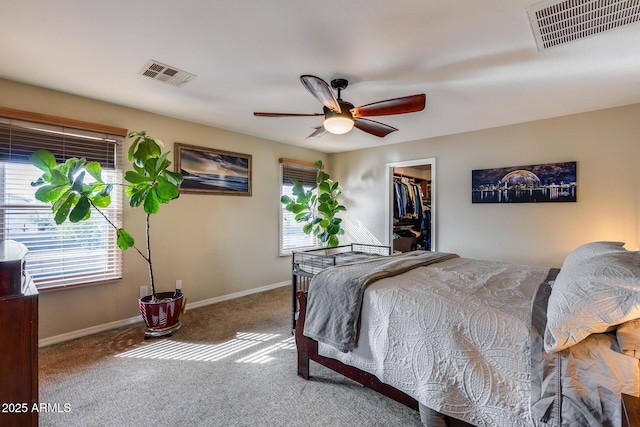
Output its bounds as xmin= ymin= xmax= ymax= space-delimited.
xmin=0 ymin=115 xmax=125 ymax=290
xmin=279 ymin=159 xmax=320 ymax=256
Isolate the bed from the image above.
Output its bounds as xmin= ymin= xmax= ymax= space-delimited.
xmin=294 ymin=242 xmax=640 ymax=426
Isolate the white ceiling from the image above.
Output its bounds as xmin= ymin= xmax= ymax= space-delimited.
xmin=1 ymin=1 xmax=639 ymax=153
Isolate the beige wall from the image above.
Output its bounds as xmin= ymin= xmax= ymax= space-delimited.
xmin=331 ymin=104 xmax=640 ymax=268
xmin=0 ymin=78 xmax=328 ymax=340
xmin=3 ymin=77 xmax=639 ymax=340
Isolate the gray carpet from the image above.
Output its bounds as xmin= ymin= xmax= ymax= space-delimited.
xmin=39 ymin=286 xmax=423 ymax=427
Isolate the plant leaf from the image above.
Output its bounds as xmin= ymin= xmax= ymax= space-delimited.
xmin=295 ymin=212 xmax=310 ymax=222
xmin=69 ymin=195 xmax=91 ymax=222
xmin=164 ymin=170 xmax=184 ymax=185
xmin=327 ymin=235 xmax=339 ymax=247
xmin=124 ymin=170 xmax=152 ymax=184
xmin=92 ymin=193 xmax=111 ymax=208
xmin=318 ymin=182 xmax=331 ymax=193
xmin=30 ymin=174 xmax=49 ymax=187
xmin=116 ymin=229 xmax=135 ymax=250
xmin=29 ymin=150 xmax=57 ymax=172
xmin=156 ymin=176 xmax=179 ymax=201
xmin=146 ymin=137 xmax=163 ymax=157
xmin=154 ymin=152 xmax=170 ymax=174
xmin=85 ymin=162 xmax=102 ymax=181
xmin=128 ymin=187 xmax=147 ymax=208
xmin=289 ymin=203 xmax=306 ymax=214
xmin=318 ymin=193 xmax=331 ymax=203
xmin=317 ymin=204 xmax=332 ymax=217
xmin=34 ymin=184 xmax=69 ymax=203
xmin=71 ymin=170 xmax=86 ymax=193
xmin=280 ymin=195 xmax=293 ymax=204
xmin=54 ymin=193 xmax=77 ymax=224
xmin=96 ymin=183 xmax=113 ymax=197
xmin=143 ymin=187 xmax=160 ymax=214
xmin=144 ymin=157 xmax=158 ymax=178
xmin=317 ymin=171 xmax=330 ymax=183
xmin=133 ymin=143 xmax=149 ymax=167
xmin=51 ymin=189 xmax=71 ymax=213
xmin=50 ymin=169 xmax=70 ymax=185
xmin=65 ymin=158 xmax=86 ymax=182
xmin=291 ymin=181 xmax=308 ymax=198
xmin=127 ymin=136 xmax=140 ymax=163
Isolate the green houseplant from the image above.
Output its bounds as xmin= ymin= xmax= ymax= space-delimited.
xmin=280 ymin=160 xmax=346 ymax=248
xmin=29 ymin=130 xmax=185 ymax=335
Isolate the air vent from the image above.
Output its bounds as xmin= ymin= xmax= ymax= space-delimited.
xmin=139 ymin=60 xmax=196 ymax=87
xmin=527 ymin=0 xmax=640 ymax=50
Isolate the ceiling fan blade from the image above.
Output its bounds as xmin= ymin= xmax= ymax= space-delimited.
xmin=306 ymin=126 xmax=327 ymax=139
xmin=254 ymin=112 xmax=323 ymax=117
xmin=300 ymin=75 xmax=341 ymax=113
xmin=353 ymin=118 xmax=398 ymax=138
xmin=351 ymin=94 xmax=426 ymax=118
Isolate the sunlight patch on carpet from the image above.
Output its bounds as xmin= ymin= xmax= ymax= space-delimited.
xmin=115 ymin=332 xmax=295 ymax=363
xmin=236 ymin=335 xmax=296 ymax=364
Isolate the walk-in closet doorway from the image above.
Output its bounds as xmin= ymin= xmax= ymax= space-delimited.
xmin=385 ymin=158 xmax=436 ymax=252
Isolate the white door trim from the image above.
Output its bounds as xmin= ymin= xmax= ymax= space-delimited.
xmin=385 ymin=158 xmax=436 ymax=250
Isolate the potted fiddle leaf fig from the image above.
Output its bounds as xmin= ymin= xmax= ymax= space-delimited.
xmin=280 ymin=160 xmax=346 ymax=248
xmin=29 ymin=130 xmax=185 ymax=336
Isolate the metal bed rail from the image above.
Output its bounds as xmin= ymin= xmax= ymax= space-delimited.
xmin=290 ymin=243 xmax=391 ymax=331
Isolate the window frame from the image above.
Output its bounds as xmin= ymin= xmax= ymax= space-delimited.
xmin=279 ymin=158 xmax=321 ymax=256
xmin=0 ymin=107 xmax=128 ymax=291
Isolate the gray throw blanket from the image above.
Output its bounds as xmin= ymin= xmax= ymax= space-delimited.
xmin=303 ymin=250 xmax=459 ymax=352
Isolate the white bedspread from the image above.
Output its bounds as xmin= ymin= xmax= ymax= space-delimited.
xmin=319 ymin=257 xmax=550 ymax=426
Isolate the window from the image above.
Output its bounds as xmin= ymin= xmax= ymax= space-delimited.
xmin=0 ymin=109 xmax=126 ymax=290
xmin=279 ymin=159 xmax=320 ymax=256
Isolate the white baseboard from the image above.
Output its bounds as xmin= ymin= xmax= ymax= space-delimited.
xmin=39 ymin=281 xmax=290 ymax=347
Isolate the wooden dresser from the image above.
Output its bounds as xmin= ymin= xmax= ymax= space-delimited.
xmin=622 ymin=393 xmax=640 ymax=427
xmin=0 ymin=240 xmax=38 ymax=427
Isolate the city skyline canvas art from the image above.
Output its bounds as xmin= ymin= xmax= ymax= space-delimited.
xmin=472 ymin=161 xmax=577 ymax=203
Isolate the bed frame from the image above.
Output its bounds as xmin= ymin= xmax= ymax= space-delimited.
xmin=295 ymin=290 xmax=473 ymax=427
xmin=290 ymin=244 xmax=391 ymax=330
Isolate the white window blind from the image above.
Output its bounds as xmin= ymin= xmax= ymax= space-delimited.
xmin=0 ymin=115 xmax=125 ymax=290
xmin=279 ymin=159 xmax=320 ymax=256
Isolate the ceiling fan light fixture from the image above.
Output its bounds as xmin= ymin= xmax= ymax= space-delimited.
xmin=323 ymin=101 xmax=355 ymax=135
xmin=323 ymin=116 xmax=354 ymax=134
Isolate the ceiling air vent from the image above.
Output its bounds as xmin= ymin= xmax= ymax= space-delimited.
xmin=139 ymin=60 xmax=196 ymax=87
xmin=527 ymin=0 xmax=640 ymax=50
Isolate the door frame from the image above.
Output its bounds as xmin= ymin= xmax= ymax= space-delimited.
xmin=385 ymin=158 xmax=436 ymax=250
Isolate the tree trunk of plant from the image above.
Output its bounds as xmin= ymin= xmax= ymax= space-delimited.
xmin=146 ymin=213 xmax=156 ymax=299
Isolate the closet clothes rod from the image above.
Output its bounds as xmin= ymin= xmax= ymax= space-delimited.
xmin=393 ymin=174 xmax=417 ymax=184
xmin=393 ymin=172 xmax=429 ymax=182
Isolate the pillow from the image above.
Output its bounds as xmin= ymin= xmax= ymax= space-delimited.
xmin=544 ymin=245 xmax=640 ymax=353
xmin=561 ymin=241 xmax=626 ymax=264
xmin=617 ymin=318 xmax=640 ymax=359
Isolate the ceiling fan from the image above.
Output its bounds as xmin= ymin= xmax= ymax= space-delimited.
xmin=254 ymin=75 xmax=426 ymax=138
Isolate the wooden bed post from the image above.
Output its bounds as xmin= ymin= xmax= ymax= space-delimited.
xmin=295 ymin=291 xmax=311 ymax=379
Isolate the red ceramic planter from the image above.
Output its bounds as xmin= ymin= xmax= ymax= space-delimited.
xmin=138 ymin=291 xmax=184 ymax=330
